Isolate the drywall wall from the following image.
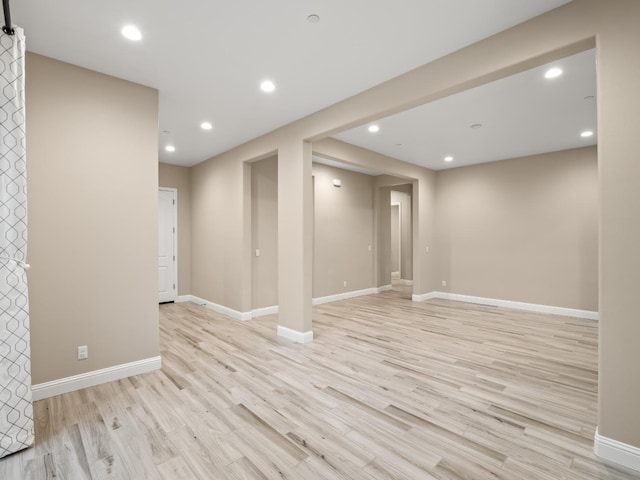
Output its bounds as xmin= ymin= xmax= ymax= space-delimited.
xmin=159 ymin=163 xmax=191 ymax=296
xmin=190 ymin=154 xmax=250 ymax=313
xmin=595 ymin=0 xmax=640 ymax=449
xmin=312 ymin=163 xmax=374 ymax=298
xmin=390 ymin=205 xmax=400 ymax=273
xmin=26 ymin=53 xmax=159 ymax=384
xmin=435 ymin=147 xmax=598 ymax=311
xmin=391 ymin=187 xmax=413 ymax=281
xmin=315 ymin=139 xmax=437 ymax=294
xmin=375 ymin=185 xmax=393 ymax=289
xmin=251 ymin=156 xmax=278 ymax=309
xmin=278 ymin=140 xmax=313 ymax=334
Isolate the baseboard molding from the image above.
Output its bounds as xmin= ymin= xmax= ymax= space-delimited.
xmin=183 ymin=285 xmax=389 ymax=320
xmin=595 ymin=428 xmax=640 ymax=473
xmin=189 ymin=295 xmax=252 ymax=321
xmin=252 ymin=305 xmax=279 ymax=318
xmin=277 ymin=325 xmax=314 ymax=344
xmin=413 ymin=291 xmax=598 ymax=320
xmin=397 ymin=279 xmax=414 ymax=286
xmin=313 ymin=287 xmax=379 ymax=306
xmin=31 ymin=356 xmax=161 ymax=401
xmin=412 ymin=292 xmax=440 ymax=302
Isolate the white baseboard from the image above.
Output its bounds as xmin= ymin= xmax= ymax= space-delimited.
xmin=189 ymin=295 xmax=252 ymax=321
xmin=252 ymin=305 xmax=279 ymax=317
xmin=313 ymin=287 xmax=379 ymax=306
xmin=277 ymin=325 xmax=314 ymax=344
xmin=31 ymin=356 xmax=161 ymax=401
xmin=183 ymin=285 xmax=391 ymax=321
xmin=412 ymin=292 xmax=440 ymax=302
xmin=413 ymin=291 xmax=598 ymax=320
xmin=595 ymin=428 xmax=640 ymax=473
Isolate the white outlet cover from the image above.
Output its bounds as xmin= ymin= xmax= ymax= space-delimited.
xmin=77 ymin=345 xmax=88 ymax=360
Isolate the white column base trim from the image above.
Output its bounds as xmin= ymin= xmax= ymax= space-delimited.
xmin=189 ymin=295 xmax=252 ymax=321
xmin=595 ymin=428 xmax=640 ymax=473
xmin=251 ymin=305 xmax=279 ymax=318
xmin=277 ymin=325 xmax=314 ymax=344
xmin=412 ymin=291 xmax=598 ymax=320
xmin=397 ymin=279 xmax=414 ymax=286
xmin=31 ymin=356 xmax=161 ymax=401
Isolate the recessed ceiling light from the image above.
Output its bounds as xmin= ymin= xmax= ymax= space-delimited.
xmin=121 ymin=25 xmax=142 ymax=41
xmin=165 ymin=145 xmax=176 ymax=152
xmin=260 ymin=80 xmax=275 ymax=93
xmin=368 ymin=125 xmax=380 ymax=133
xmin=581 ymin=130 xmax=594 ymax=138
xmin=444 ymin=156 xmax=454 ymax=162
xmin=201 ymin=122 xmax=213 ymax=130
xmin=307 ymin=14 xmax=320 ymax=24
xmin=544 ymin=67 xmax=563 ymax=79
xmin=470 ymin=123 xmax=483 ymax=129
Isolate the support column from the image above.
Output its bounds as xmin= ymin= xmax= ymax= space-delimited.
xmin=277 ymin=140 xmax=313 ymax=343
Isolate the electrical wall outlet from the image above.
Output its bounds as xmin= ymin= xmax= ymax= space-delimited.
xmin=343 ymin=281 xmax=347 ymax=287
xmin=77 ymin=345 xmax=88 ymax=360
xmin=442 ymin=280 xmax=447 ymax=287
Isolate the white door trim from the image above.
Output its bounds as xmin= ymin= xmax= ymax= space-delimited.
xmin=159 ymin=187 xmax=178 ymax=302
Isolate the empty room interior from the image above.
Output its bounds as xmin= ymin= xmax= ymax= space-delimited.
xmin=2 ymin=1 xmax=640 ymax=479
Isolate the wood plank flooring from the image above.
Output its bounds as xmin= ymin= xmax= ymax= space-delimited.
xmin=2 ymin=285 xmax=639 ymax=479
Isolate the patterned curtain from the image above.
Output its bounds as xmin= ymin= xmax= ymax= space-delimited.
xmin=0 ymin=26 xmax=33 ymax=459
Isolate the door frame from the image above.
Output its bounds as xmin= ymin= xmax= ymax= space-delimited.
xmin=159 ymin=187 xmax=178 ymax=302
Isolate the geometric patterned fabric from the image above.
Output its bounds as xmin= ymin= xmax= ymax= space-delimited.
xmin=0 ymin=26 xmax=34 ymax=458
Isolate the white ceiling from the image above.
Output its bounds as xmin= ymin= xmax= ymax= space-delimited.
xmin=12 ymin=0 xmax=572 ymax=167
xmin=334 ymin=49 xmax=597 ymax=171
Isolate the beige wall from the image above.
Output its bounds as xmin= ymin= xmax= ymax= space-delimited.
xmin=251 ymin=156 xmax=278 ymax=309
xmin=315 ymin=139 xmax=438 ymax=295
xmin=391 ymin=187 xmax=413 ymax=281
xmin=187 ymin=0 xmax=640 ymax=449
xmin=595 ymin=0 xmax=640 ymax=448
xmin=375 ymin=185 xmax=392 ymax=288
xmin=26 ymin=53 xmax=159 ymax=384
xmin=435 ymin=147 xmax=598 ymax=311
xmin=390 ymin=205 xmax=400 ymax=273
xmin=373 ymin=175 xmax=418 ymax=289
xmin=159 ymin=163 xmax=191 ymax=296
xmin=190 ymin=155 xmax=250 ymax=312
xmin=312 ymin=163 xmax=374 ymax=298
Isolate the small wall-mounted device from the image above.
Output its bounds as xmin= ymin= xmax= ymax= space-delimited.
xmin=333 ymin=179 xmax=342 ymax=187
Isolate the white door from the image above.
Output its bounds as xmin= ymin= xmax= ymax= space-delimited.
xmin=158 ymin=188 xmax=177 ymax=303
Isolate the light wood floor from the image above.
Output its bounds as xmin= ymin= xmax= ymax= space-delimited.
xmin=2 ymin=286 xmax=639 ymax=479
